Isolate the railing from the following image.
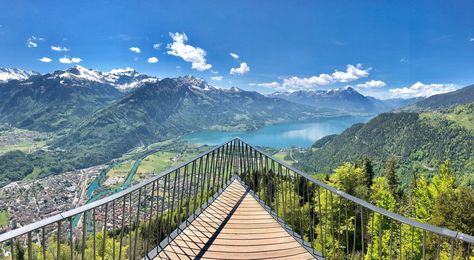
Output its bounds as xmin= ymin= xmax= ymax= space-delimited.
xmin=0 ymin=139 xmax=237 ymax=260
xmin=236 ymin=139 xmax=474 ymax=259
xmin=0 ymin=138 xmax=473 ymax=259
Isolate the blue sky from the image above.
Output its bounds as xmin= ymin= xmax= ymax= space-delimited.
xmin=0 ymin=0 xmax=473 ymax=98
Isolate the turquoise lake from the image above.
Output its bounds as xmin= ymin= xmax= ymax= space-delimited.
xmin=184 ymin=115 xmax=373 ymax=148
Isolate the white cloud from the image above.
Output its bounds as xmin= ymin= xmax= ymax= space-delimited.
xmin=282 ymin=74 xmax=334 ymax=89
xmin=147 ymin=57 xmax=158 ymax=63
xmin=230 ymin=62 xmax=250 ymax=75
xmin=389 ymin=82 xmax=458 ymax=98
xmin=26 ymin=36 xmax=39 ymax=48
xmin=331 ymin=64 xmax=370 ymax=82
xmin=166 ymin=32 xmax=212 ymax=71
xmin=39 ymin=57 xmax=52 ymax=63
xmin=129 ymin=47 xmax=141 ymax=53
xmin=356 ymin=80 xmax=386 ymax=89
xmin=153 ymin=43 xmax=162 ymax=49
xmin=211 ymin=76 xmax=223 ymax=81
xmin=51 ymin=45 xmax=69 ymax=52
xmin=258 ymin=64 xmax=370 ymax=91
xmin=59 ymin=56 xmax=82 ymax=64
xmin=469 ymin=38 xmax=474 ymax=42
xmin=211 ymin=70 xmax=219 ymax=74
xmin=230 ymin=52 xmax=239 ymax=59
xmin=27 ymin=41 xmax=37 ymax=48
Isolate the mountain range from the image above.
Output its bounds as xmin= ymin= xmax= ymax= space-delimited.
xmin=269 ymin=87 xmax=423 ymax=114
xmin=0 ymin=67 xmax=328 ymax=184
xmin=295 ymin=86 xmax=474 ymax=185
xmin=52 ymin=75 xmax=328 ymax=167
xmin=0 ymin=68 xmax=39 ymax=82
xmin=0 ymin=65 xmax=470 ymax=188
xmin=0 ymin=66 xmax=162 ymax=131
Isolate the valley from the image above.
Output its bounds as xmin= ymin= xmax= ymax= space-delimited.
xmin=0 ymin=66 xmax=473 ymax=247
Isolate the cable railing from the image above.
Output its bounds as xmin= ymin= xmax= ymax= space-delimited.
xmin=236 ymin=139 xmax=474 ymax=259
xmin=0 ymin=137 xmax=473 ymax=259
xmin=0 ymin=139 xmax=237 ymax=260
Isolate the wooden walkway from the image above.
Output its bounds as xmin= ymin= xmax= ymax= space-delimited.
xmin=156 ymin=180 xmax=315 ymax=260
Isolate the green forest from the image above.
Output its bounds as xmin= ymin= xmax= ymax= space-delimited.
xmin=295 ymin=103 xmax=474 ymax=187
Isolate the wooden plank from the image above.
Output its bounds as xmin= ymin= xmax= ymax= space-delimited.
xmin=156 ymin=180 xmax=314 ymax=259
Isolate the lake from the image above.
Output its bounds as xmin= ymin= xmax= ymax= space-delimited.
xmin=183 ymin=115 xmax=373 ymax=148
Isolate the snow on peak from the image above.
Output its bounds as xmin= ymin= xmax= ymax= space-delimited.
xmin=0 ymin=68 xmax=39 ymax=82
xmin=104 ymin=67 xmax=158 ymax=91
xmin=107 ymin=67 xmax=137 ymax=76
xmin=57 ymin=65 xmax=105 ymax=83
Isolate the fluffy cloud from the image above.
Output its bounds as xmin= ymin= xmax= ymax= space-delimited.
xmin=331 ymin=64 xmax=370 ymax=82
xmin=153 ymin=43 xmax=161 ymax=49
xmin=147 ymin=57 xmax=158 ymax=63
xmin=230 ymin=52 xmax=239 ymax=59
xmin=211 ymin=76 xmax=223 ymax=81
xmin=389 ymin=82 xmax=458 ymax=98
xmin=282 ymin=74 xmax=333 ymax=89
xmin=59 ymin=56 xmax=82 ymax=64
xmin=469 ymin=38 xmax=474 ymax=42
xmin=356 ymin=80 xmax=386 ymax=89
xmin=166 ymin=32 xmax=212 ymax=71
xmin=51 ymin=45 xmax=69 ymax=52
xmin=39 ymin=57 xmax=52 ymax=63
xmin=253 ymin=64 xmax=370 ymax=91
xmin=129 ymin=47 xmax=141 ymax=53
xmin=26 ymin=36 xmax=43 ymax=48
xmin=230 ymin=62 xmax=250 ymax=75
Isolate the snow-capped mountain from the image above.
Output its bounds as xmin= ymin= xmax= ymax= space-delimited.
xmin=45 ymin=65 xmax=158 ymax=91
xmin=52 ymin=65 xmax=105 ymax=83
xmin=104 ymin=67 xmax=158 ymax=92
xmin=0 ymin=68 xmax=39 ymax=83
xmin=270 ymin=87 xmax=421 ymax=113
xmin=174 ymin=75 xmax=219 ymax=92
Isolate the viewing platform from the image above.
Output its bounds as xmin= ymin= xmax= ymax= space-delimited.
xmin=157 ymin=180 xmax=314 ymax=259
xmin=0 ymin=138 xmax=473 ymax=260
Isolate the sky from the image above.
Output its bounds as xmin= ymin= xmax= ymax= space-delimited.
xmin=0 ymin=0 xmax=473 ymax=99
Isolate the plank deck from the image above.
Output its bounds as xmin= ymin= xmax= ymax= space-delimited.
xmin=156 ymin=180 xmax=315 ymax=260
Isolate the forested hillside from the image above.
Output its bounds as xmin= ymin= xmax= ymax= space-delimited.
xmin=295 ymin=103 xmax=474 ymax=185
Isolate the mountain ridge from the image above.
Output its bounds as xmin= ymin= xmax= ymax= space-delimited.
xmin=269 ymin=87 xmax=422 ymax=114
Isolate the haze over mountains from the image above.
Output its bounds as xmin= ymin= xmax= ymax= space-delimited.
xmin=270 ymin=87 xmax=423 ymax=114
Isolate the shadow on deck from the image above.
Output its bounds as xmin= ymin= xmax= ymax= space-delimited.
xmin=156 ymin=180 xmax=315 ymax=260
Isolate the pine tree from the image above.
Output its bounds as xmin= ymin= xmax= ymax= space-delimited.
xmin=361 ymin=156 xmax=374 ymax=189
xmin=385 ymin=157 xmax=399 ymax=198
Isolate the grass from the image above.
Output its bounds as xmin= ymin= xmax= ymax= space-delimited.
xmin=136 ymin=152 xmax=177 ymax=176
xmin=0 ymin=125 xmax=49 ymax=156
xmin=0 ymin=211 xmax=10 ymax=227
xmin=273 ymin=151 xmax=295 ymax=165
xmin=108 ymin=160 xmax=136 ymax=177
xmin=0 ymin=140 xmax=47 ymax=155
xmin=420 ymin=104 xmax=474 ymax=132
xmin=23 ymin=167 xmax=42 ymax=181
